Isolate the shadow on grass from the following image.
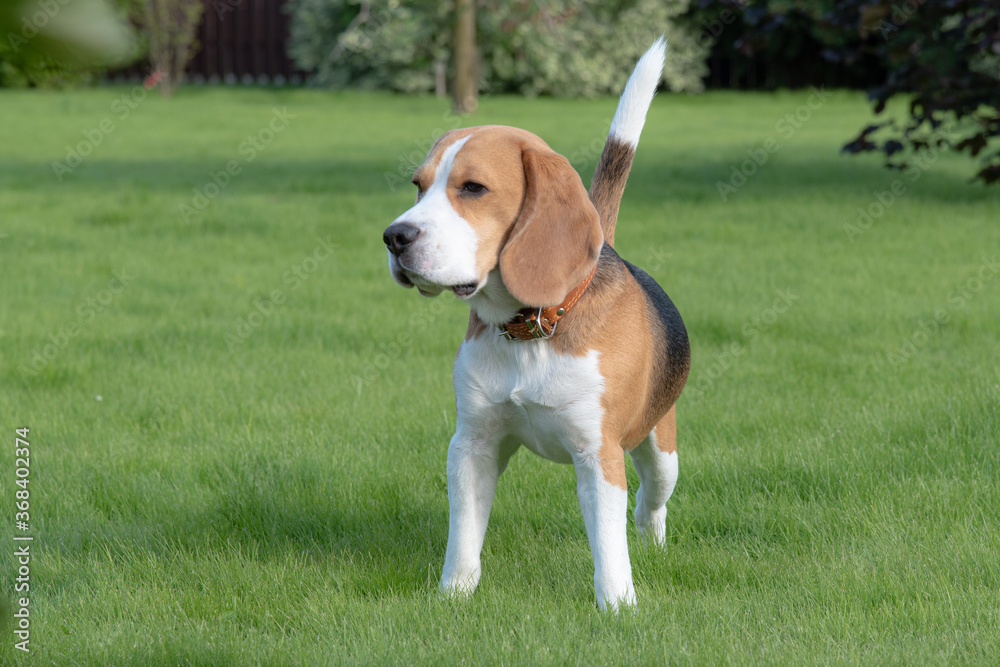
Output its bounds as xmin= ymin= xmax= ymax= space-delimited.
xmin=45 ymin=457 xmax=447 ymax=598
xmin=628 ymin=154 xmax=994 ymax=207
xmin=0 ymin=158 xmax=409 ymax=199
xmin=2 ymin=152 xmax=992 ymax=207
xmin=201 ymin=465 xmax=447 ymax=595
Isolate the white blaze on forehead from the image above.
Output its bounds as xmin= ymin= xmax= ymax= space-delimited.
xmin=429 ymin=135 xmax=472 ymax=191
xmin=391 ymin=135 xmax=479 ymax=289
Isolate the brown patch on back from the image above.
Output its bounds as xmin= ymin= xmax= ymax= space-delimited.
xmin=551 ymin=245 xmax=688 ymax=480
xmin=595 ymin=273 xmax=664 ymax=452
xmin=654 ymin=405 xmax=677 ymax=454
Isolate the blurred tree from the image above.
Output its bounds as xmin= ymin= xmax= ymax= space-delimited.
xmin=141 ymin=0 xmax=203 ymax=96
xmin=701 ymin=0 xmax=1000 ymax=185
xmin=0 ymin=0 xmax=137 ymax=86
xmin=286 ymin=0 xmax=708 ymax=97
xmin=453 ymin=0 xmax=476 ymax=112
xmin=286 ymin=0 xmax=448 ymax=93
xmin=479 ymin=0 xmax=707 ymax=95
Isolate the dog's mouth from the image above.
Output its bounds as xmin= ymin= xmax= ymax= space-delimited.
xmin=413 ymin=282 xmax=477 ymax=299
xmin=391 ymin=258 xmax=479 ymax=299
xmin=450 ymin=282 xmax=478 ymax=298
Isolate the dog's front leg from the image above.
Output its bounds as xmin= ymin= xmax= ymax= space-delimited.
xmin=440 ymin=431 xmax=512 ymax=597
xmin=574 ymin=447 xmax=636 ymax=611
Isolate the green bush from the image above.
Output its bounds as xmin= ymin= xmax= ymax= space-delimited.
xmin=286 ymin=0 xmax=708 ymax=96
xmin=0 ymin=0 xmax=139 ymax=88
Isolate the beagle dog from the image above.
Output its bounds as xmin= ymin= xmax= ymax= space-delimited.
xmin=383 ymin=38 xmax=689 ymax=611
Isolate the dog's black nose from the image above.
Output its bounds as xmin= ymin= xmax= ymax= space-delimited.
xmin=383 ymin=222 xmax=421 ymax=257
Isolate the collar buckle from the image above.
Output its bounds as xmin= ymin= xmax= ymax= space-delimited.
xmin=496 ymin=259 xmax=598 ymax=342
xmin=498 ymin=307 xmax=557 ymax=340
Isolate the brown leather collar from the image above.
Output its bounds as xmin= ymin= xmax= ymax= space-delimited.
xmin=498 ymin=261 xmax=599 ymax=341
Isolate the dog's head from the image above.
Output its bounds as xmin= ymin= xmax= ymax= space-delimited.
xmin=383 ymin=125 xmax=602 ymax=310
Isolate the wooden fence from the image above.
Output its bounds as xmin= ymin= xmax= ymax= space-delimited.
xmin=111 ymin=0 xmax=303 ymax=85
xmin=189 ymin=0 xmax=301 ymax=84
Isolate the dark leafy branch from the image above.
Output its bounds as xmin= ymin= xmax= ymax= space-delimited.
xmin=698 ymin=0 xmax=1000 ymax=185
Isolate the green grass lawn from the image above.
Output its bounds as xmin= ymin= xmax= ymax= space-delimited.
xmin=1 ymin=84 xmax=998 ymax=664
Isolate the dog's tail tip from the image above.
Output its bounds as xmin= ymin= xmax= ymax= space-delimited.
xmin=591 ymin=37 xmax=666 ymax=246
xmin=608 ymin=36 xmax=666 ymax=148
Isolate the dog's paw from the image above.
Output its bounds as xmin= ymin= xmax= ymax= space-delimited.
xmin=634 ymin=504 xmax=668 ymax=546
xmin=595 ymin=580 xmax=637 ymax=612
xmin=439 ymin=568 xmax=481 ymax=600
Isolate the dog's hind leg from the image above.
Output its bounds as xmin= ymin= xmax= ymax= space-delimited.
xmin=629 ymin=406 xmax=679 ymax=546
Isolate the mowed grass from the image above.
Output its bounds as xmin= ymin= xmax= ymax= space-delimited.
xmin=0 ymin=84 xmax=998 ymax=664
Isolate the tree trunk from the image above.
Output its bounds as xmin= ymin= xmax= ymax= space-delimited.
xmin=452 ymin=0 xmax=477 ymax=114
xmin=434 ymin=59 xmax=447 ymax=98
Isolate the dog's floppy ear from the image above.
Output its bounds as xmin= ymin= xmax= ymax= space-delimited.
xmin=499 ymin=148 xmax=603 ymax=307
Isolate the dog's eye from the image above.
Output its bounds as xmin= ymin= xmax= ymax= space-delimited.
xmin=461 ymin=181 xmax=486 ymax=194
xmin=412 ymin=179 xmax=424 ymax=198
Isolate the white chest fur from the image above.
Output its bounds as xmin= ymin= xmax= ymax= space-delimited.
xmin=453 ymin=331 xmax=606 ymax=463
